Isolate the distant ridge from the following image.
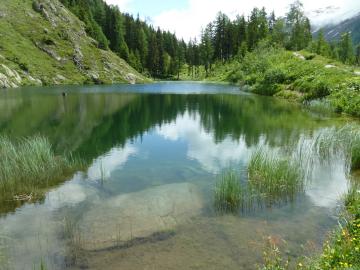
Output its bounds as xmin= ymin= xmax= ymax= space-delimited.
xmin=314 ymin=12 xmax=360 ymax=45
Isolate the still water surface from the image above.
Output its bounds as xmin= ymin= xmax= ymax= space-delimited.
xmin=0 ymin=82 xmax=350 ymax=269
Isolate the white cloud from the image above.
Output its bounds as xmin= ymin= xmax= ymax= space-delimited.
xmin=153 ymin=0 xmax=360 ymax=41
xmin=87 ymin=144 xmax=138 ymax=181
xmin=156 ymin=112 xmax=253 ymax=173
xmin=105 ymin=0 xmax=133 ymax=10
xmin=306 ymin=162 xmax=349 ymax=208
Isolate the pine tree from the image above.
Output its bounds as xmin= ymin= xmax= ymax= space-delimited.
xmin=268 ymin=11 xmax=276 ymax=33
xmin=258 ymin=8 xmax=269 ymax=41
xmin=286 ymin=1 xmax=312 ymax=50
xmin=271 ymin=18 xmax=286 ymax=46
xmin=200 ymin=25 xmax=214 ymax=77
xmin=156 ymin=28 xmax=165 ymax=76
xmin=214 ymin=12 xmax=230 ymax=61
xmin=339 ymin=32 xmax=355 ymax=64
xmin=147 ymin=32 xmax=159 ymax=77
xmin=356 ymin=44 xmax=360 ymax=66
xmin=175 ymin=40 xmax=186 ymax=79
xmin=136 ymin=27 xmax=148 ymax=71
xmin=316 ymin=29 xmax=331 ymax=57
xmin=247 ymin=8 xmax=259 ymax=50
xmin=234 ymin=15 xmax=247 ymax=54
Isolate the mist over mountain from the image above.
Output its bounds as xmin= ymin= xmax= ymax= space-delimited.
xmin=313 ymin=12 xmax=360 ymax=45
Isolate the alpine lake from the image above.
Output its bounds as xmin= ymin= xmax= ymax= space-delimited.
xmin=0 ymin=82 xmax=355 ymax=270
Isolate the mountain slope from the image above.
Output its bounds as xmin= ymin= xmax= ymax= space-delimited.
xmin=0 ymin=0 xmax=147 ymax=89
xmin=317 ymin=13 xmax=360 ymax=45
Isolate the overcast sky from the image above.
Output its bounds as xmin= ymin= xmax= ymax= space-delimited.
xmin=105 ymin=0 xmax=360 ymax=41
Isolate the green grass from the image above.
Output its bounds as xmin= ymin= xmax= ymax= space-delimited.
xmin=304 ymin=182 xmax=360 ymax=270
xmin=0 ymin=135 xmax=81 ymax=203
xmin=257 ymin=124 xmax=360 ymax=270
xmin=214 ymin=171 xmax=244 ymax=213
xmin=248 ymin=147 xmax=305 ymax=207
xmin=198 ymin=42 xmax=360 ymax=118
xmin=0 ymin=0 xmax=146 ymax=88
xmin=304 ymin=99 xmax=336 ymax=115
xmin=258 ymin=183 xmax=360 ymax=270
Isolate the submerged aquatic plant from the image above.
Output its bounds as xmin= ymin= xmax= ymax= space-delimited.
xmin=61 ymin=216 xmax=84 ymax=266
xmin=214 ymin=171 xmax=244 ymax=213
xmin=0 ymin=236 xmax=7 ymax=268
xmin=248 ymin=147 xmax=305 ymax=206
xmin=0 ymin=135 xmax=81 ymax=203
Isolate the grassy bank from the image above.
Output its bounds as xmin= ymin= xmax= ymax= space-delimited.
xmin=311 ymin=184 xmax=360 ymax=269
xmin=189 ymin=43 xmax=360 ymax=118
xmin=252 ymin=125 xmax=360 ymax=270
xmin=259 ymin=183 xmax=360 ymax=270
xmin=0 ymin=135 xmax=81 ymax=208
xmin=0 ymin=0 xmax=146 ymax=88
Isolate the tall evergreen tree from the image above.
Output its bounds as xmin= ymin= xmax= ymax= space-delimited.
xmin=200 ymin=25 xmax=214 ymax=76
xmin=339 ymin=32 xmax=355 ymax=64
xmin=356 ymin=44 xmax=360 ymax=66
xmin=286 ymin=1 xmax=311 ymax=50
xmin=271 ymin=18 xmax=286 ymax=46
xmin=315 ymin=29 xmax=331 ymax=57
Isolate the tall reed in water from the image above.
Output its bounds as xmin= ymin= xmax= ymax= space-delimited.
xmin=248 ymin=147 xmax=305 ymax=206
xmin=311 ymin=124 xmax=360 ymax=171
xmin=214 ymin=171 xmax=244 ymax=213
xmin=0 ymin=135 xmax=80 ymax=202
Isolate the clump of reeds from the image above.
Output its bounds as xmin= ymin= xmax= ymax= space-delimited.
xmin=0 ymin=135 xmax=81 ymax=202
xmin=312 ymin=124 xmax=360 ymax=172
xmin=248 ymin=147 xmax=305 ymax=206
xmin=304 ymin=99 xmax=335 ymax=115
xmin=214 ymin=171 xmax=244 ymax=213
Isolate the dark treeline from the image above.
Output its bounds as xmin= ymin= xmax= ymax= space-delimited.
xmin=60 ymin=0 xmax=359 ymax=79
xmin=311 ymin=30 xmax=360 ymax=65
xmin=60 ymin=0 xmax=187 ymax=78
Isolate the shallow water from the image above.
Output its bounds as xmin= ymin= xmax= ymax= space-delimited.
xmin=0 ymin=82 xmax=350 ymax=269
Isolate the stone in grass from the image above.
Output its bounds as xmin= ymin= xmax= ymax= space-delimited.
xmin=79 ymin=183 xmax=203 ymax=251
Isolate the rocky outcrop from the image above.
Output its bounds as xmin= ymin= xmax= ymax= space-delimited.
xmin=0 ymin=64 xmax=22 ymax=88
xmin=0 ymin=0 xmax=147 ymax=90
xmin=78 ymin=183 xmax=203 ymax=251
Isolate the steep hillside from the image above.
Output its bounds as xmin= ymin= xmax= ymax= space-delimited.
xmin=317 ymin=13 xmax=360 ymax=45
xmin=0 ymin=0 xmax=147 ymax=89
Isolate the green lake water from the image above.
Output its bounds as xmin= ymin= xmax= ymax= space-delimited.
xmin=0 ymin=82 xmax=351 ymax=269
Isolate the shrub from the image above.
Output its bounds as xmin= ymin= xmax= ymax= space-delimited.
xmin=263 ymin=68 xmax=287 ymax=85
xmin=253 ymin=83 xmax=283 ymax=96
xmin=227 ymin=69 xmax=245 ymax=83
